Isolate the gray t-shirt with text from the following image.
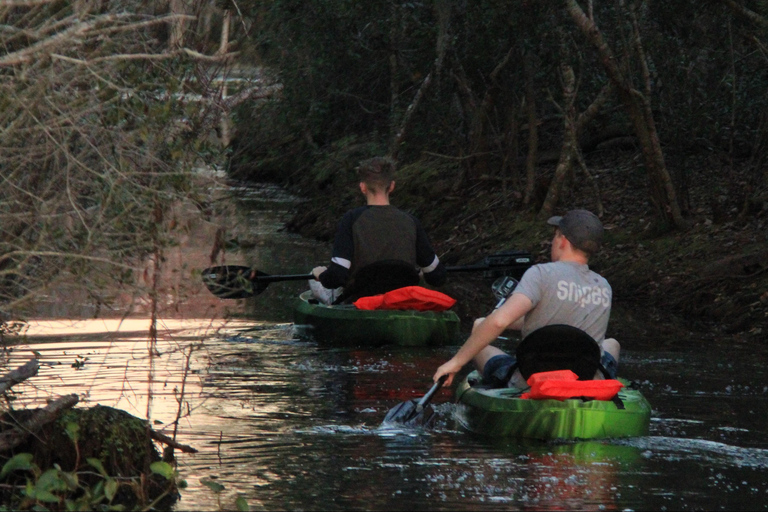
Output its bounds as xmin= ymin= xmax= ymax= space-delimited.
xmin=513 ymin=261 xmax=612 ymax=342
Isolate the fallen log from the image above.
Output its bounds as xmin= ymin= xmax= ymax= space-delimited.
xmin=0 ymin=358 xmax=39 ymax=395
xmin=0 ymin=393 xmax=79 ymax=452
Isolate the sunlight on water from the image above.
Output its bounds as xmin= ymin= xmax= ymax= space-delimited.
xmin=2 ymin=317 xmax=766 ymax=511
xmin=1 ymin=181 xmax=766 ymax=510
xmin=6 ymin=318 xmax=256 ymax=421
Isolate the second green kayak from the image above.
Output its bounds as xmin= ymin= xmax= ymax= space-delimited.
xmin=455 ymin=371 xmax=652 ymax=440
xmin=292 ymin=291 xmax=461 ymax=347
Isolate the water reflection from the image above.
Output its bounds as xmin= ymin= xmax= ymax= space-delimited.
xmin=2 ymin=314 xmax=766 ymax=510
xmin=3 ymin=180 xmax=767 ymax=510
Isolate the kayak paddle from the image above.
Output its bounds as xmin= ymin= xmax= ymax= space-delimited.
xmin=381 ymin=375 xmax=448 ymax=428
xmin=201 ymin=265 xmax=312 ymax=299
xmin=201 ymin=250 xmax=532 ymax=300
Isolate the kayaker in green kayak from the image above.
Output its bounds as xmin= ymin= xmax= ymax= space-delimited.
xmin=433 ymin=209 xmax=620 ymax=388
xmin=310 ymin=156 xmax=447 ymax=304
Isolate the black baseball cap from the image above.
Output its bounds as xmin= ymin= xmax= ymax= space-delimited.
xmin=547 ymin=209 xmax=604 ymax=254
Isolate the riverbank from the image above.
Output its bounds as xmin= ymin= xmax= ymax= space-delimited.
xmin=280 ymin=151 xmax=767 ymax=343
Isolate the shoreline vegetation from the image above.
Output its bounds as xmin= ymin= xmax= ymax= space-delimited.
xmin=272 ymin=150 xmax=766 ymax=343
xmin=219 ymin=1 xmax=768 ymax=344
xmin=1 ymin=2 xmax=767 ymax=508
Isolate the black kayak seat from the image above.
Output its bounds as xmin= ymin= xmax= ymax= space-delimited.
xmin=334 ymin=259 xmax=420 ymax=304
xmin=515 ymin=324 xmax=604 ymax=381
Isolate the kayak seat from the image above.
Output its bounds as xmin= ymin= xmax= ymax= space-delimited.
xmin=334 ymin=259 xmax=420 ymax=304
xmin=514 ymin=324 xmax=608 ymax=381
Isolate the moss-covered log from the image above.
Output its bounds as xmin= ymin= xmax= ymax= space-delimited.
xmin=0 ymin=405 xmax=181 ymax=510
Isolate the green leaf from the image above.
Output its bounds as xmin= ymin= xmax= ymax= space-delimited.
xmin=0 ymin=453 xmax=35 ymax=478
xmin=105 ymin=478 xmax=119 ymax=502
xmin=36 ymin=468 xmax=69 ymax=494
xmin=30 ymin=488 xmax=60 ymax=503
xmin=235 ymin=495 xmax=250 ymax=511
xmin=91 ymin=480 xmax=105 ymax=500
xmin=149 ymin=461 xmax=175 ymax=480
xmin=87 ymin=458 xmax=108 ymax=477
xmin=201 ymin=478 xmax=225 ymax=493
xmin=60 ymin=471 xmax=78 ymax=491
xmin=64 ymin=422 xmax=80 ymax=442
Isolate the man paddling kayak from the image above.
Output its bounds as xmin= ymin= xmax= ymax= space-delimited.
xmin=310 ymin=157 xmax=447 ymax=304
xmin=433 ymin=209 xmax=620 ymax=388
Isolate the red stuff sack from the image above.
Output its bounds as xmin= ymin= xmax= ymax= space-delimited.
xmin=522 ymin=369 xmax=624 ymax=401
xmin=353 ymin=295 xmax=385 ymax=310
xmin=354 ymin=286 xmax=456 ymax=312
xmin=527 ymin=370 xmax=579 ymax=385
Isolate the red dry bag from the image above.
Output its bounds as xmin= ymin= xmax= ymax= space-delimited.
xmin=353 ymin=286 xmax=456 ymax=312
xmin=520 ymin=369 xmax=624 ymax=401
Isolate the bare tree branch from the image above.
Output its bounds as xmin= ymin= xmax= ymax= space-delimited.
xmin=0 ymin=0 xmax=57 ymax=6
xmin=719 ymin=0 xmax=768 ymax=28
xmin=0 ymin=359 xmax=39 ymax=395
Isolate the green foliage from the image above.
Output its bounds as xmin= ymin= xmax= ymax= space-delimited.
xmin=149 ymin=461 xmax=176 ymax=480
xmin=1 ymin=454 xmax=35 ymax=479
xmin=230 ymin=0 xmax=768 ymax=222
xmin=0 ymin=410 xmax=182 ymax=510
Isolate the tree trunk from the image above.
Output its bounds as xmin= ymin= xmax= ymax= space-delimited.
xmin=540 ymin=63 xmax=577 ymax=218
xmin=170 ymin=0 xmax=187 ymax=50
xmin=466 ymin=48 xmax=513 ymax=180
xmin=500 ymin=99 xmax=520 ymax=196
xmin=720 ymin=0 xmax=768 ymax=28
xmin=564 ymin=0 xmax=686 ymax=229
xmin=522 ymin=54 xmax=539 ymax=207
xmin=390 ymin=0 xmax=450 ymax=162
xmin=540 ymin=77 xmax=612 ymax=217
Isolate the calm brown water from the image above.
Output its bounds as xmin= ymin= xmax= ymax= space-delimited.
xmin=4 ymin=184 xmax=768 ymax=511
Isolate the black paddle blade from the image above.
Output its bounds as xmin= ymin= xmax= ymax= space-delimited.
xmin=201 ymin=266 xmax=268 ymax=299
xmin=381 ymin=375 xmax=447 ymax=428
xmin=382 ymin=400 xmax=437 ymax=428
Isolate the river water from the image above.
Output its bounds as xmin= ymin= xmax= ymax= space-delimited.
xmin=4 ymin=184 xmax=768 ymax=511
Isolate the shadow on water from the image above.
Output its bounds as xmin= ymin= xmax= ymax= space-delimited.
xmin=3 ymin=183 xmax=767 ymax=510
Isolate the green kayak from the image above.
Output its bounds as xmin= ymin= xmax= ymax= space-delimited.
xmin=455 ymin=370 xmax=652 ymax=440
xmin=292 ymin=291 xmax=461 ymax=346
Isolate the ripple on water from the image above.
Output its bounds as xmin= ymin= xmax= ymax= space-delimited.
xmin=618 ymin=436 xmax=768 ymax=469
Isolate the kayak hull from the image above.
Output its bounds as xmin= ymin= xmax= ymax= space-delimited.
xmin=292 ymin=291 xmax=461 ymax=347
xmin=455 ymin=371 xmax=651 ymax=440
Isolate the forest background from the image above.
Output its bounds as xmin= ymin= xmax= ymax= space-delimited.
xmin=1 ymin=0 xmax=767 ymax=344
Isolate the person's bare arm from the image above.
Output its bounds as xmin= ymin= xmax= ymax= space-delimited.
xmin=433 ymin=293 xmax=533 ymax=386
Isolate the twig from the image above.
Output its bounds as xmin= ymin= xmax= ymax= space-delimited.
xmin=148 ymin=429 xmax=198 ymax=454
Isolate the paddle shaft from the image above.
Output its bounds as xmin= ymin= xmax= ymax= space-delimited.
xmin=382 ymin=375 xmax=448 ymax=426
xmin=255 ymin=273 xmax=313 ymax=283
xmin=415 ymin=375 xmax=447 ymax=414
xmin=254 ymin=262 xmax=524 ymax=283
xmin=202 ymin=252 xmax=532 ymax=299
